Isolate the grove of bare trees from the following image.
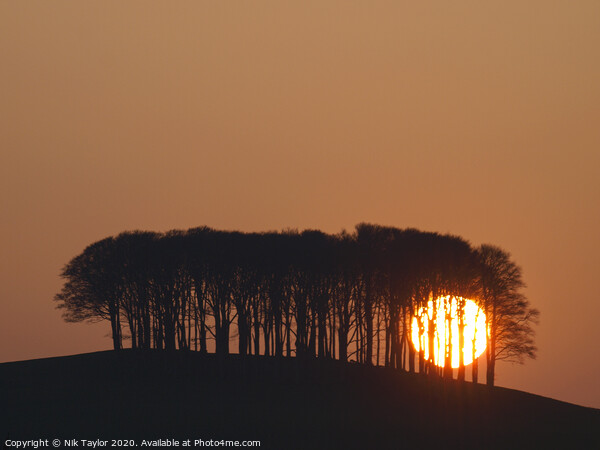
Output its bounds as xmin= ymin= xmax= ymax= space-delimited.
xmin=55 ymin=224 xmax=539 ymax=385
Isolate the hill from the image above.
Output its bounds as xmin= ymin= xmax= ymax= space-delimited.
xmin=1 ymin=350 xmax=598 ymax=449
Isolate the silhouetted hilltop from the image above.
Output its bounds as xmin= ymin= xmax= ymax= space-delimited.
xmin=1 ymin=351 xmax=598 ymax=449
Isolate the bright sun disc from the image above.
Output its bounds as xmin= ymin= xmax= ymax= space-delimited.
xmin=411 ymin=296 xmax=486 ymax=368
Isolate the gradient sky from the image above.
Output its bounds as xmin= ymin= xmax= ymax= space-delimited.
xmin=1 ymin=1 xmax=599 ymax=408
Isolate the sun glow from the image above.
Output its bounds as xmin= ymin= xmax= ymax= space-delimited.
xmin=411 ymin=296 xmax=486 ymax=368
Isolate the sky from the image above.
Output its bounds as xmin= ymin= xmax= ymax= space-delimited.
xmin=1 ymin=1 xmax=599 ymax=408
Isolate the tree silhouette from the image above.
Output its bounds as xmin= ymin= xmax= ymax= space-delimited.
xmin=55 ymin=225 xmax=539 ymax=385
xmin=477 ymin=244 xmax=539 ymax=386
xmin=56 ymin=237 xmax=124 ymax=350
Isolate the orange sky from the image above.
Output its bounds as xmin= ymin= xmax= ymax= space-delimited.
xmin=1 ymin=1 xmax=599 ymax=408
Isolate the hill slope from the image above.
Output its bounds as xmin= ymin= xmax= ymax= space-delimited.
xmin=1 ymin=350 xmax=598 ymax=449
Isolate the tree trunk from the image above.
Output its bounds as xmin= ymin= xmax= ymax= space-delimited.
xmin=486 ymin=304 xmax=496 ymax=387
xmin=109 ymin=303 xmax=122 ymax=350
xmin=365 ymin=283 xmax=373 ymax=365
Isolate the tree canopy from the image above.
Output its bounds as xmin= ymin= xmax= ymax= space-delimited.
xmin=55 ymin=224 xmax=538 ymax=385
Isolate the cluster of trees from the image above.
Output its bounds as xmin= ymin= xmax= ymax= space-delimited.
xmin=55 ymin=224 xmax=539 ymax=386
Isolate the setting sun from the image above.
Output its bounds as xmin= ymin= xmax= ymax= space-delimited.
xmin=411 ymin=296 xmax=486 ymax=368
